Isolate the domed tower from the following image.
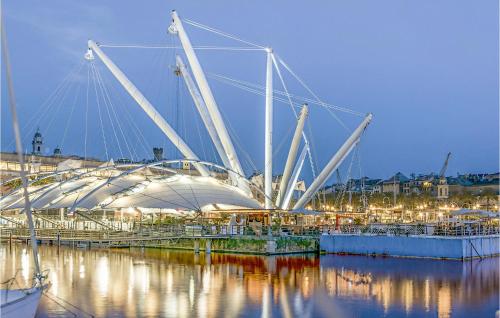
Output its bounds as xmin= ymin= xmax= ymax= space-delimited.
xmin=32 ymin=128 xmax=43 ymax=155
xmin=53 ymin=146 xmax=62 ymax=157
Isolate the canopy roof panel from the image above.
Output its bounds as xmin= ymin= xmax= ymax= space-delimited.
xmin=1 ymin=165 xmax=262 ymax=212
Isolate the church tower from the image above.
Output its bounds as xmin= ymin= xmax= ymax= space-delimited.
xmin=32 ymin=128 xmax=43 ymax=155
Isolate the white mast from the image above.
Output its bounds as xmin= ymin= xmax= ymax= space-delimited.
xmin=281 ymin=145 xmax=308 ymax=210
xmin=176 ymin=55 xmax=230 ymax=168
xmin=170 ymin=11 xmax=249 ymax=193
xmin=87 ymin=40 xmax=209 ymax=177
xmin=2 ymin=23 xmax=42 ymax=279
xmin=275 ymin=104 xmax=308 ymax=207
xmin=293 ymin=113 xmax=373 ymax=210
xmin=264 ymin=49 xmax=274 ymax=208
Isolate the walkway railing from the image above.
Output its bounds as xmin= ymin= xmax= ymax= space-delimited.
xmin=1 ymin=223 xmax=498 ymax=242
xmin=320 ymin=223 xmax=500 ymax=237
xmin=0 ymin=224 xmax=320 ymax=242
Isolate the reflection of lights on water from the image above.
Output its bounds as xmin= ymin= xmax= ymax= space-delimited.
xmin=21 ymin=248 xmax=29 ymax=282
xmin=79 ymin=254 xmax=85 ymax=279
xmin=226 ymin=284 xmax=244 ymax=317
xmin=403 ymin=280 xmax=414 ymax=314
xmin=51 ymin=270 xmax=58 ymax=297
xmin=202 ymin=269 xmax=211 ymax=294
xmin=97 ymin=256 xmax=109 ymax=295
xmin=381 ymin=279 xmax=391 ymax=314
xmin=198 ymin=293 xmax=208 ymax=318
xmin=279 ymin=281 xmax=293 ymax=318
xmin=189 ymin=276 xmax=195 ymax=306
xmin=166 ymin=268 xmax=173 ymax=293
xmin=293 ymin=291 xmax=304 ymax=317
xmin=3 ymin=245 xmax=495 ymax=317
xmin=134 ymin=264 xmax=150 ymax=294
xmin=424 ymin=279 xmax=430 ymax=312
xmin=438 ymin=283 xmax=451 ymax=318
xmin=128 ymin=260 xmax=135 ymax=298
xmin=261 ymin=285 xmax=270 ymax=318
xmin=178 ymin=293 xmax=189 ymax=318
xmin=79 ymin=264 xmax=85 ymax=279
xmin=165 ymin=292 xmax=177 ymax=317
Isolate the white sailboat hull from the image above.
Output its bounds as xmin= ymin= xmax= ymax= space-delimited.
xmin=0 ymin=287 xmax=42 ymax=318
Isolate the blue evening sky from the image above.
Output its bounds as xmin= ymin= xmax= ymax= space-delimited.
xmin=1 ymin=0 xmax=498 ymax=182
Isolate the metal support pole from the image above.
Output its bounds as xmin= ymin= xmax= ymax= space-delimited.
xmin=87 ymin=40 xmax=209 ymax=177
xmin=2 ymin=22 xmax=42 ymax=279
xmin=276 ymin=105 xmax=308 ymax=207
xmin=176 ymin=55 xmax=231 ymax=168
xmin=281 ymin=145 xmax=308 ymax=210
xmin=264 ymin=49 xmax=274 ymax=208
xmin=293 ymin=114 xmax=373 ymax=209
xmin=170 ymin=11 xmax=249 ymax=193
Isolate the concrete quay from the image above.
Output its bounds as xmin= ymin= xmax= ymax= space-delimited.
xmin=320 ymin=234 xmax=499 ymax=260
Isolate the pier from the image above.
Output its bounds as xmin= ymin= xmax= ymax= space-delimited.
xmin=320 ymin=223 xmax=499 ymax=260
xmin=1 ymin=225 xmax=319 ymax=255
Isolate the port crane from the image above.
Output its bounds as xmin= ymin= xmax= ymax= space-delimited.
xmin=439 ymin=152 xmax=452 ymax=180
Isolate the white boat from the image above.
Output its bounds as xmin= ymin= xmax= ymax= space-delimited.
xmin=1 ymin=286 xmax=44 ymax=318
xmin=1 ymin=15 xmax=49 ymax=317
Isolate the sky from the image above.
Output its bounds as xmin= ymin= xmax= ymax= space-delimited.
xmin=1 ymin=0 xmax=498 ymax=182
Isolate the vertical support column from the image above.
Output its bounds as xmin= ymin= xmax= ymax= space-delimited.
xmin=264 ymin=49 xmax=274 ymax=209
xmin=59 ymin=208 xmax=64 ymax=222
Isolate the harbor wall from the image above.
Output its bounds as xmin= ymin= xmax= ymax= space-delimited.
xmin=320 ymin=234 xmax=499 ymax=260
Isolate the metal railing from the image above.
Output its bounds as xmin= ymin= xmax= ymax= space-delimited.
xmin=2 ymin=223 xmax=497 ymax=242
xmin=320 ymin=223 xmax=500 ymax=237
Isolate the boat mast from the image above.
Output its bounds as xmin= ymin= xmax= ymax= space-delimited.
xmin=170 ymin=10 xmax=250 ymax=194
xmin=264 ymin=48 xmax=274 ymax=208
xmin=87 ymin=40 xmax=210 ymax=177
xmin=293 ymin=113 xmax=373 ymax=209
xmin=276 ymin=104 xmax=308 ymax=207
xmin=1 ymin=21 xmax=42 ymax=280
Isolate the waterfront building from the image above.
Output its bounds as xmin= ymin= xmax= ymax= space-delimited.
xmin=53 ymin=146 xmax=62 ymax=157
xmin=436 ymin=177 xmax=449 ymax=199
xmin=447 ymin=174 xmax=499 ymax=195
xmin=381 ymin=172 xmax=409 ymax=195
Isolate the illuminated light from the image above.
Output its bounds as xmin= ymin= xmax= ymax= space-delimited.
xmin=438 ymin=212 xmax=443 ymax=218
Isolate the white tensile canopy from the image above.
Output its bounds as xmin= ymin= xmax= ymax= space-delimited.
xmin=1 ymin=168 xmax=261 ymax=213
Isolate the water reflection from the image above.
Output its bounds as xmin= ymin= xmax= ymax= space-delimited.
xmin=0 ymin=244 xmax=497 ymax=317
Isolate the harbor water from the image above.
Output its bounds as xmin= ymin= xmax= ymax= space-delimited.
xmin=1 ymin=244 xmax=498 ymax=317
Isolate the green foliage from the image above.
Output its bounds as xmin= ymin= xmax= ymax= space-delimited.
xmin=32 ymin=177 xmax=56 ymax=187
xmin=276 ymin=237 xmax=315 ymax=251
xmin=353 ymin=217 xmax=363 ymax=225
xmin=3 ymin=179 xmax=21 ymax=190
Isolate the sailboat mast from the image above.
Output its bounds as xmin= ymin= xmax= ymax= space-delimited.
xmin=1 ymin=21 xmax=42 ymax=279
